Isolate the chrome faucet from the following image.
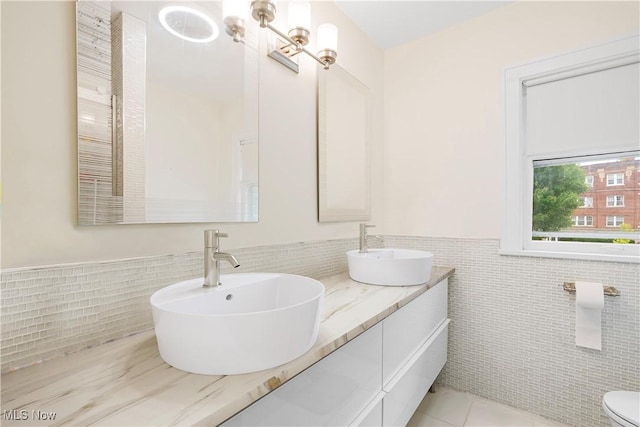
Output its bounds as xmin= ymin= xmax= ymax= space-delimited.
xmin=359 ymin=223 xmax=378 ymax=253
xmin=203 ymin=230 xmax=240 ymax=288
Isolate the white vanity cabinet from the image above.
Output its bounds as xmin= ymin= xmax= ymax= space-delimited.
xmin=222 ymin=279 xmax=449 ymax=427
xmin=380 ymin=279 xmax=449 ymax=426
xmin=223 ymin=322 xmax=383 ymax=427
xmin=382 ymin=278 xmax=448 ymax=384
xmin=382 ymin=320 xmax=449 ymax=426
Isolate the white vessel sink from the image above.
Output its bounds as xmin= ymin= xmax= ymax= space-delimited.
xmin=347 ymin=248 xmax=434 ymax=286
xmin=150 ymin=273 xmax=324 ymax=375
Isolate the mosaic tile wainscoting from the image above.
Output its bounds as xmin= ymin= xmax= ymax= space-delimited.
xmin=386 ymin=236 xmax=640 ymax=427
xmin=0 ymin=238 xmax=375 ymax=373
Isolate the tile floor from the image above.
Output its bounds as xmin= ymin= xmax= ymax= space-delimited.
xmin=408 ymin=386 xmax=568 ymax=427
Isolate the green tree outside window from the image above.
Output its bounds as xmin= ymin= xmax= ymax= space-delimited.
xmin=532 ymin=164 xmax=588 ymax=232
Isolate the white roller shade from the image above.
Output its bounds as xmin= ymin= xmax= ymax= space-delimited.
xmin=525 ymin=62 xmax=640 ymax=156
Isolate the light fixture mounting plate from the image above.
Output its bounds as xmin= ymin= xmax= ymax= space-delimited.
xmin=267 ymin=35 xmax=299 ymax=73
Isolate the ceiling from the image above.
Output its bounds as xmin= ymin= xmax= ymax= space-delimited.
xmin=335 ymin=1 xmax=512 ymax=50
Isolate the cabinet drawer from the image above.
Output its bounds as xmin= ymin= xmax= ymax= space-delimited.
xmin=223 ymin=322 xmax=382 ymax=427
xmin=382 ymin=279 xmax=448 ymax=384
xmin=349 ymin=392 xmax=384 ymax=427
xmin=382 ymin=320 xmax=449 ymax=427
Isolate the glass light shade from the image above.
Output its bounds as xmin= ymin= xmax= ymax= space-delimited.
xmin=317 ymin=23 xmax=338 ymax=52
xmin=288 ymin=1 xmax=310 ymax=31
xmin=223 ymin=0 xmax=249 ymax=19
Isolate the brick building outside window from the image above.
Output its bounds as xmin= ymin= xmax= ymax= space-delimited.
xmin=572 ymin=158 xmax=640 ymax=231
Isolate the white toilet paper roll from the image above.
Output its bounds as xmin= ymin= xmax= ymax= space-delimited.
xmin=575 ymin=281 xmax=604 ymax=350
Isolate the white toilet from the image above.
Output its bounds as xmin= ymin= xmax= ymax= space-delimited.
xmin=602 ymin=391 xmax=640 ymax=427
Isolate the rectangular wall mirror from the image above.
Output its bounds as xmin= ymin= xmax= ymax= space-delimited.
xmin=317 ymin=64 xmax=371 ymax=222
xmin=76 ymin=1 xmax=259 ymax=225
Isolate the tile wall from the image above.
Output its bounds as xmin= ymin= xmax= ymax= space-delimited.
xmin=0 ymin=238 xmax=371 ymax=373
xmin=386 ymin=236 xmax=640 ymax=427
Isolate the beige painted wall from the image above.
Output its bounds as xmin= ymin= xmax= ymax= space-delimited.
xmin=1 ymin=1 xmax=384 ymax=268
xmin=6 ymin=1 xmax=634 ymax=267
xmin=383 ymin=1 xmax=639 ymax=239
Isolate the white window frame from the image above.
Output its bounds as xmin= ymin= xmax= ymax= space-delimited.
xmin=606 ymin=216 xmax=625 ymax=227
xmin=580 ymin=197 xmax=593 ymax=208
xmin=606 ymin=173 xmax=624 ymax=186
xmin=572 ymin=216 xmax=593 ymax=227
xmin=585 ymin=176 xmax=594 ymax=187
xmin=606 ymin=195 xmax=624 ymax=207
xmin=501 ymin=34 xmax=640 ymax=263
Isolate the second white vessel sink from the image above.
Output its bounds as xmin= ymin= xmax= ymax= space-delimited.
xmin=150 ymin=273 xmax=324 ymax=375
xmin=347 ymin=248 xmax=434 ymax=286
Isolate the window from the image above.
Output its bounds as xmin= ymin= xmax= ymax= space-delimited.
xmin=606 ymin=195 xmax=624 ymax=207
xmin=502 ymin=35 xmax=640 ymax=262
xmin=607 ymin=173 xmax=624 ymax=186
xmin=572 ymin=216 xmax=593 ymax=226
xmin=532 ymin=154 xmax=638 ymax=238
xmin=606 ymin=216 xmax=625 ymax=227
xmin=580 ymin=197 xmax=593 ymax=208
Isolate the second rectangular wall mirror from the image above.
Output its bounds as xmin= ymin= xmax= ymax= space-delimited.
xmin=318 ymin=64 xmax=372 ymax=222
xmin=77 ymin=1 xmax=259 ymax=225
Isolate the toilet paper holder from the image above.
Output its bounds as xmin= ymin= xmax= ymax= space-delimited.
xmin=563 ymin=282 xmax=620 ymax=297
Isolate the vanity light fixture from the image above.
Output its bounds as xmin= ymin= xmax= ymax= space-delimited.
xmin=223 ymin=0 xmax=249 ymax=42
xmin=222 ymin=0 xmax=338 ymax=73
xmin=159 ymin=4 xmax=219 ymax=43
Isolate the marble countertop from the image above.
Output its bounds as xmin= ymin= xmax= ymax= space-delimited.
xmin=1 ymin=267 xmax=454 ymax=427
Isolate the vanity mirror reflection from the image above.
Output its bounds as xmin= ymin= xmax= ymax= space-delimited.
xmin=317 ymin=64 xmax=371 ymax=222
xmin=76 ymin=1 xmax=259 ymax=225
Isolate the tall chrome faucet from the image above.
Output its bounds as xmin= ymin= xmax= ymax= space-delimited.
xmin=359 ymin=223 xmax=376 ymax=253
xmin=203 ymin=230 xmax=240 ymax=288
